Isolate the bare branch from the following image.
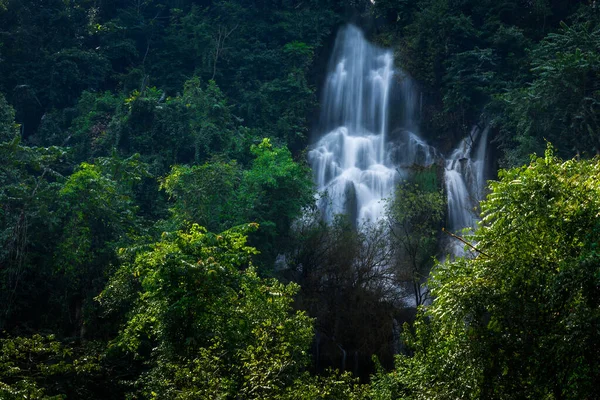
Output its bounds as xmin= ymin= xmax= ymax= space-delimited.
xmin=442 ymin=228 xmax=490 ymax=258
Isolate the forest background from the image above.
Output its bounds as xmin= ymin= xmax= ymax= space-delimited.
xmin=1 ymin=0 xmax=599 ymax=398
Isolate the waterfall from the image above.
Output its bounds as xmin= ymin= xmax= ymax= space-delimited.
xmin=444 ymin=125 xmax=489 ymax=255
xmin=309 ymin=24 xmax=490 ymax=258
xmin=309 ymin=25 xmax=420 ymax=224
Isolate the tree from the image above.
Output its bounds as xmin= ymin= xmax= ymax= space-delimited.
xmin=98 ymin=223 xmax=317 ymax=399
xmin=0 ymin=93 xmax=18 ymax=142
xmin=182 ymin=77 xmax=240 ymax=163
xmin=68 ymin=91 xmax=125 ymax=161
xmin=160 ymin=160 xmax=242 ymax=232
xmin=287 ymin=213 xmax=400 ymax=377
xmin=500 ymin=9 xmax=600 ymax=165
xmin=53 ymin=154 xmax=148 ymax=337
xmin=0 ymin=335 xmax=101 ymax=399
xmin=372 ymin=147 xmax=600 ymax=399
xmin=238 ymin=138 xmax=315 ymax=262
xmin=0 ymin=138 xmax=68 ymax=331
xmin=385 ymin=181 xmax=444 ymax=306
xmin=160 ymin=138 xmax=313 ymax=264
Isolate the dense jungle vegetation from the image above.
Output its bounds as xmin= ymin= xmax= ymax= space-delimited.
xmin=1 ymin=0 xmax=599 ymax=398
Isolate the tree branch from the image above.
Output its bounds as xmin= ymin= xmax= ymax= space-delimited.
xmin=442 ymin=228 xmax=490 ymax=258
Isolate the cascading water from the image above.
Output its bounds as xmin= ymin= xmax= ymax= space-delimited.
xmin=309 ymin=25 xmax=419 ymax=224
xmin=309 ymin=24 xmax=490 ymax=258
xmin=444 ymin=125 xmax=489 ymax=256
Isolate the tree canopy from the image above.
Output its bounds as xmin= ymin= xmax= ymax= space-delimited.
xmin=372 ymin=148 xmax=600 ymax=399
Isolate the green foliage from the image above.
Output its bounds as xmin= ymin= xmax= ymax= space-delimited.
xmin=71 ymin=78 xmax=253 ymax=173
xmin=99 ymin=223 xmax=317 ymax=398
xmin=0 ymin=93 xmax=18 ymax=142
xmin=373 ymin=148 xmax=600 ymax=399
xmin=146 ymin=5 xmax=212 ymax=93
xmin=0 ymin=0 xmax=112 ymax=135
xmin=401 ymin=0 xmax=479 ymax=89
xmin=386 ymin=181 xmax=445 ymax=305
xmin=0 ymin=144 xmax=148 ymax=335
xmin=0 ymin=0 xmax=338 ymax=156
xmin=500 ymin=10 xmax=600 ymax=164
xmin=57 ymin=155 xmax=145 ymax=274
xmin=373 ymin=0 xmax=586 ymax=145
xmin=182 ymin=77 xmax=241 ymax=163
xmin=0 ymin=335 xmax=100 ymax=399
xmin=120 ymin=87 xmax=193 ymax=170
xmin=47 ymin=49 xmax=111 ymax=107
xmin=372 ymin=0 xmax=419 ymax=26
xmin=160 ymin=160 xmax=242 ymax=232
xmin=70 ymin=91 xmax=125 ymax=160
xmin=443 ymin=47 xmax=497 ymax=120
xmin=52 ymin=154 xmax=148 ymax=336
xmin=164 ymin=1 xmax=338 ymax=148
xmin=281 ymin=370 xmax=368 ymax=399
xmin=0 ymin=139 xmax=68 ymax=330
xmin=239 ymin=138 xmax=315 ymax=260
xmin=161 ymin=138 xmax=314 ymax=264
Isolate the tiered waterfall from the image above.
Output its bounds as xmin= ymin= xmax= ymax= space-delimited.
xmin=309 ymin=24 xmax=489 ymax=256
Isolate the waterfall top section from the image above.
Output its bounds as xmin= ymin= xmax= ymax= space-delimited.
xmin=309 ymin=24 xmax=490 ymax=243
xmin=309 ymin=24 xmax=398 ymax=224
xmin=319 ymin=24 xmax=394 ymax=145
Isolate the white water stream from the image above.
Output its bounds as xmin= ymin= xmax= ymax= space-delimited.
xmin=444 ymin=125 xmax=489 ymax=256
xmin=308 ymin=25 xmax=397 ymax=223
xmin=309 ymin=24 xmax=489 ymax=257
